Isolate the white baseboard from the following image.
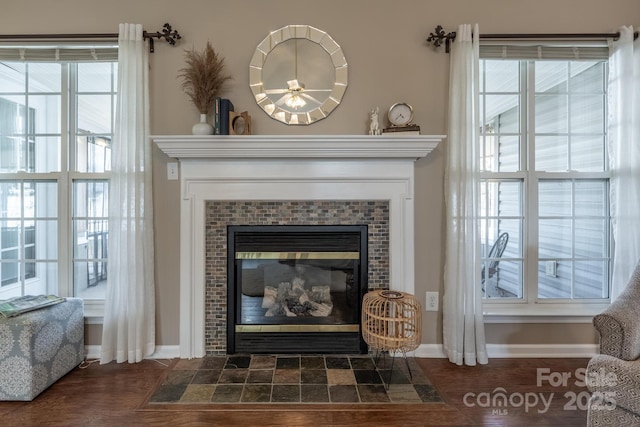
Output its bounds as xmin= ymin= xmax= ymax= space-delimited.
xmin=84 ymin=345 xmax=180 ymax=361
xmin=85 ymin=343 xmax=597 ymax=360
xmin=413 ymin=343 xmax=598 ymax=359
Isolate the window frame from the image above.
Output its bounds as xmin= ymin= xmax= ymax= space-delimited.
xmin=479 ymin=57 xmax=612 ymax=322
xmin=0 ymin=57 xmax=115 ymax=318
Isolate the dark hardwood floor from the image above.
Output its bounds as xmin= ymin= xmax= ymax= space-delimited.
xmin=0 ymin=357 xmax=589 ymax=426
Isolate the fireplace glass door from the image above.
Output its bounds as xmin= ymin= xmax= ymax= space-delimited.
xmin=227 ymin=225 xmax=368 ymax=354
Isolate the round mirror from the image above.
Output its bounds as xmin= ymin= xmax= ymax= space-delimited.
xmin=249 ymin=25 xmax=348 ymax=125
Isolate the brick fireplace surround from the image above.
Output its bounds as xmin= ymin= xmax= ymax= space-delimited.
xmin=154 ymin=135 xmax=442 ymax=358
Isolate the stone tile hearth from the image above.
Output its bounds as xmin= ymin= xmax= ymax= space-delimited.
xmin=148 ymin=354 xmax=442 ymax=404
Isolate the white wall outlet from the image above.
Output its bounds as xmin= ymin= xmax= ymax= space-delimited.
xmin=426 ymin=291 xmax=439 ymax=311
xmin=167 ymin=162 xmax=179 ymax=180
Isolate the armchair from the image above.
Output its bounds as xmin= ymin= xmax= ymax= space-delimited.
xmin=586 ymin=262 xmax=640 ymax=426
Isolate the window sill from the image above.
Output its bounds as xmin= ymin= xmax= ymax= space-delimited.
xmin=483 ymin=302 xmax=609 ymax=323
xmin=82 ymin=299 xmax=104 ymax=319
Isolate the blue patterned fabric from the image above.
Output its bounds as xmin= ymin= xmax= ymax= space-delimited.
xmin=0 ymin=298 xmax=84 ymax=401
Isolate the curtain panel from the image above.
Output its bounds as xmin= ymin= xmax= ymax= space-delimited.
xmin=608 ymin=25 xmax=640 ymax=300
xmin=100 ymin=23 xmax=155 ymax=364
xmin=442 ymin=24 xmax=488 ymax=366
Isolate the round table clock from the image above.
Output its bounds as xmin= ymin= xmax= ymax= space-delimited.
xmin=387 ymin=102 xmax=414 ymax=127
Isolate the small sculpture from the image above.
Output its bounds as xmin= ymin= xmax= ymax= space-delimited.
xmin=369 ymin=107 xmax=381 ymax=135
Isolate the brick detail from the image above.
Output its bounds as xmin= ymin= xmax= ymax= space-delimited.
xmin=204 ymin=200 xmax=390 ymax=355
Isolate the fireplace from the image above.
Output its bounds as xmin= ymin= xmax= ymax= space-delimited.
xmin=227 ymin=225 xmax=368 ymax=354
xmin=153 ymin=134 xmax=442 ymax=358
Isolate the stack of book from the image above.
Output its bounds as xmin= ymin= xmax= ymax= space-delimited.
xmin=382 ymin=124 xmax=421 ymax=135
xmin=213 ymin=97 xmax=235 ymax=135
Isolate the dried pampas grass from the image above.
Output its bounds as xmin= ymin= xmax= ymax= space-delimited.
xmin=178 ymin=42 xmax=231 ymax=114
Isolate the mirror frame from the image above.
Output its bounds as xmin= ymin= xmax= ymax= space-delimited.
xmin=249 ymin=25 xmax=348 ymax=125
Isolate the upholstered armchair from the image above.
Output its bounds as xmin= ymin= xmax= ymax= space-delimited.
xmin=587 ymin=262 xmax=640 ymax=426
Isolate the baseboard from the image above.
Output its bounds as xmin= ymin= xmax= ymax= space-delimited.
xmin=85 ymin=343 xmax=597 ymax=360
xmin=413 ymin=343 xmax=598 ymax=359
xmin=84 ymin=345 xmax=180 ymax=361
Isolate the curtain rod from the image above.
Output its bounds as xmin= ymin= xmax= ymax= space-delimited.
xmin=427 ymin=25 xmax=639 ymax=53
xmin=0 ymin=23 xmax=181 ymax=53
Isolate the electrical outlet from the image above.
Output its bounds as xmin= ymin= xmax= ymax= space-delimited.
xmin=426 ymin=291 xmax=439 ymax=311
xmin=167 ymin=162 xmax=179 ymax=180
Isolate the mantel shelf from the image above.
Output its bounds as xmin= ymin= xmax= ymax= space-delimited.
xmin=152 ymin=134 xmax=444 ymax=160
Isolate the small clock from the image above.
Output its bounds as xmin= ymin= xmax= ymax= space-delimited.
xmin=388 ymin=102 xmax=414 ymax=127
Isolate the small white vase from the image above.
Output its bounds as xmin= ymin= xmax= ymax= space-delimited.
xmin=192 ymin=113 xmax=213 ymax=135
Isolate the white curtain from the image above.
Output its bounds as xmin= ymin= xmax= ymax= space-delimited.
xmin=442 ymin=24 xmax=488 ymax=366
xmin=100 ymin=23 xmax=155 ymax=364
xmin=608 ymin=26 xmax=640 ymax=300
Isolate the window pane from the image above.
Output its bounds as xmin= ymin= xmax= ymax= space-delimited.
xmin=539 ymin=180 xmax=571 ymax=216
xmin=0 ymin=62 xmax=26 ymax=92
xmin=78 ymin=63 xmax=113 ymax=92
xmin=0 ymin=181 xmax=20 ymax=218
xmin=0 ymin=95 xmax=27 ymax=133
xmin=570 ymin=94 xmax=604 ymax=133
xmin=536 ymin=135 xmax=568 ymax=171
xmin=24 ymin=181 xmax=57 ymax=218
xmin=1 ymin=221 xmax=19 ymax=256
xmin=30 ymin=94 xmax=61 ymax=134
xmin=571 ymin=136 xmax=605 ymax=172
xmin=574 ymin=260 xmax=608 ymax=299
xmin=74 ymin=261 xmax=107 ymax=298
xmin=536 ymin=62 xmax=568 ymax=93
xmin=570 ymin=62 xmax=605 ymax=93
xmin=539 ymin=219 xmax=572 ymax=258
xmin=480 ymin=179 xmax=523 ymax=300
xmin=575 ymin=180 xmax=607 ymax=216
xmin=28 ymin=63 xmax=61 ymax=92
xmin=0 ymin=95 xmax=30 ymax=173
xmin=31 ymin=219 xmax=57 ymax=260
xmin=77 ymin=94 xmax=112 ymax=134
xmin=73 ymin=180 xmax=108 ymax=299
xmin=538 ymin=260 xmax=571 ymax=298
xmin=575 ymin=219 xmax=607 ymax=258
xmin=75 ymin=135 xmax=111 ymax=173
xmin=484 ymin=95 xmax=519 ymax=132
xmin=73 ymin=180 xmax=109 ymax=217
xmin=483 ymin=60 xmax=520 ymax=92
xmin=24 ymin=261 xmax=58 ymax=295
xmin=484 ymin=259 xmax=523 ymax=298
xmin=33 ymin=136 xmax=61 ymax=173
xmin=535 ymin=94 xmax=568 ymax=133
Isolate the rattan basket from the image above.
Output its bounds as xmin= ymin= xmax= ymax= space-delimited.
xmin=361 ymin=289 xmax=422 ymax=352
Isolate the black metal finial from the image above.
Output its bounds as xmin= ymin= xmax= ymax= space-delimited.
xmin=144 ymin=23 xmax=181 ymax=53
xmin=426 ymin=25 xmax=456 ymax=53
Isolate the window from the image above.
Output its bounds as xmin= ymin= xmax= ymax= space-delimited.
xmin=0 ymin=46 xmax=117 ymax=309
xmin=479 ymin=51 xmax=611 ymax=312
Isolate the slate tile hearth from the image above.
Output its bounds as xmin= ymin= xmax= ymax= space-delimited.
xmin=148 ymin=355 xmax=443 ymax=405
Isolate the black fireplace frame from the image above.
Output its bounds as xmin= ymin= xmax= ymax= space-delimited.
xmin=226 ymin=224 xmax=368 ymax=354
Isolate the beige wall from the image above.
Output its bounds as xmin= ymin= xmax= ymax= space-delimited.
xmin=6 ymin=0 xmax=639 ymax=349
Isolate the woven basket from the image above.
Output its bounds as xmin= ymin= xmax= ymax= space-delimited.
xmin=361 ymin=289 xmax=422 ymax=352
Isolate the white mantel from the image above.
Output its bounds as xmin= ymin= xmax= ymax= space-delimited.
xmin=153 ymin=134 xmax=443 ymax=358
xmin=154 ymin=134 xmax=442 ymax=159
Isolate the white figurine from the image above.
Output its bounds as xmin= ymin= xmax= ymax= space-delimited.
xmin=369 ymin=107 xmax=381 ymax=135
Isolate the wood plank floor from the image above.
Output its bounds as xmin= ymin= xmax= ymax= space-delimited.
xmin=0 ymin=357 xmax=589 ymax=426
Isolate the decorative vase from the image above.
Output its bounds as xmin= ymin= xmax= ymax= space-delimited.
xmin=192 ymin=113 xmax=213 ymax=135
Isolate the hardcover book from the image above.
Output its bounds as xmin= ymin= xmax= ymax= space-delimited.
xmin=212 ymin=96 xmax=222 ymax=135
xmin=220 ymin=99 xmax=235 ymax=135
xmin=382 ymin=124 xmax=421 ymax=135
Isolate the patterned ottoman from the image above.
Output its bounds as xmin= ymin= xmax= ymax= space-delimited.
xmin=0 ymin=298 xmax=84 ymax=400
